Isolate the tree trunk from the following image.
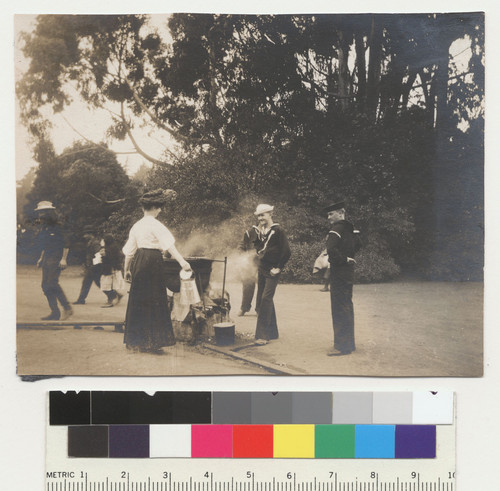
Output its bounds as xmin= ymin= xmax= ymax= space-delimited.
xmin=401 ymin=68 xmax=418 ymax=109
xmin=354 ymin=31 xmax=367 ymax=109
xmin=433 ymin=43 xmax=451 ymax=132
xmin=207 ymin=22 xmax=222 ymax=145
xmin=337 ymin=29 xmax=350 ymax=111
xmin=366 ymin=16 xmax=383 ymax=121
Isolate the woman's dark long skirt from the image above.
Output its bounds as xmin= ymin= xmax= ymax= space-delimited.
xmin=124 ymin=248 xmax=176 ymax=350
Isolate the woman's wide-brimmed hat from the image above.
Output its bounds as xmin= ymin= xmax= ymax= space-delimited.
xmin=254 ymin=204 xmax=274 ymax=215
xmin=34 ymin=201 xmax=56 ymax=211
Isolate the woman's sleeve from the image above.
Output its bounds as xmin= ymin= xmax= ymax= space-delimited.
xmin=154 ymin=220 xmax=175 ymax=251
xmin=122 ymin=227 xmax=138 ymax=258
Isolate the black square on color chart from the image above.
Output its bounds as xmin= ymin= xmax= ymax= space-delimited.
xmin=171 ymin=392 xmax=212 ymax=423
xmin=92 ymin=392 xmax=175 ymax=424
xmin=91 ymin=392 xmax=212 ymax=424
xmin=49 ymin=392 xmax=90 ymax=426
xmin=68 ymin=426 xmax=108 ymax=458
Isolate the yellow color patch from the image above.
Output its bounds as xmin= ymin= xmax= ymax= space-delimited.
xmin=273 ymin=425 xmax=315 ymax=458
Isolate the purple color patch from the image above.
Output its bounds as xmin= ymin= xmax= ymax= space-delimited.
xmin=109 ymin=425 xmax=149 ymax=458
xmin=395 ymin=425 xmax=436 ymax=458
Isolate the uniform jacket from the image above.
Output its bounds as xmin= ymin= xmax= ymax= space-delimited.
xmin=257 ymin=223 xmax=291 ymax=271
xmin=326 ymin=219 xmax=362 ymax=283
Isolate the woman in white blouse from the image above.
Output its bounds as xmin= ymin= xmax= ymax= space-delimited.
xmin=122 ymin=189 xmax=191 ymax=353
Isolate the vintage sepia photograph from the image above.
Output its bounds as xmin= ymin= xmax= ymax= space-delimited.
xmin=15 ymin=12 xmax=484 ymax=376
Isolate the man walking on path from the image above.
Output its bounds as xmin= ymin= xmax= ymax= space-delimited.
xmin=325 ymin=201 xmax=361 ymax=356
xmin=237 ymin=224 xmax=261 ymax=316
xmin=35 ymin=201 xmax=73 ymax=321
xmin=254 ymin=204 xmax=291 ymax=345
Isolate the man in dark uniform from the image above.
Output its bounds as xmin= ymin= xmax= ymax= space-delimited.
xmin=325 ymin=201 xmax=361 ymax=356
xmin=73 ymin=225 xmax=103 ymax=305
xmin=254 ymin=204 xmax=291 ymax=345
xmin=35 ymin=201 xmax=73 ymax=321
xmin=237 ymin=224 xmax=261 ymax=316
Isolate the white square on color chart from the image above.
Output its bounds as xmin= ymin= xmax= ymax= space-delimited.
xmin=412 ymin=391 xmax=454 ymax=424
xmin=150 ymin=425 xmax=191 ymax=457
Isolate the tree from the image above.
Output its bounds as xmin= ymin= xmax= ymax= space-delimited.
xmin=25 ymin=141 xmax=135 ymax=234
xmin=17 ymin=13 xmax=485 ymax=280
xmin=16 ymin=167 xmax=36 ymax=223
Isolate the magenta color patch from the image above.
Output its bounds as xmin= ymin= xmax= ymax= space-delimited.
xmin=191 ymin=425 xmax=233 ymax=457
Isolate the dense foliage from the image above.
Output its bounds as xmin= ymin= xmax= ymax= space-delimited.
xmin=17 ymin=13 xmax=484 ymax=281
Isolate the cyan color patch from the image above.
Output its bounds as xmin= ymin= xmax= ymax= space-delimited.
xmin=355 ymin=425 xmax=395 ymax=458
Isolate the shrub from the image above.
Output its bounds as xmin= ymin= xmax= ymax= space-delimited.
xmin=280 ymin=241 xmax=326 ymax=283
xmin=355 ymin=244 xmax=400 ymax=283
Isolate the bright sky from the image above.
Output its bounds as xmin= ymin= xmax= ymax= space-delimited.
xmin=15 ymin=14 xmax=175 ymax=181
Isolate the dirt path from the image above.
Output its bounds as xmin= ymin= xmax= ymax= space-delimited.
xmin=16 ymin=265 xmax=483 ymax=376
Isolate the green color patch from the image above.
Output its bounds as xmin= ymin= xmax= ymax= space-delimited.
xmin=315 ymin=425 xmax=355 ymax=458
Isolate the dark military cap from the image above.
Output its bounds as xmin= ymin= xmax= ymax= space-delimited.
xmin=324 ymin=201 xmax=346 ymax=213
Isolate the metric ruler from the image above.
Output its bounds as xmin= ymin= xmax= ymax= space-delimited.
xmin=45 ymin=467 xmax=456 ymax=491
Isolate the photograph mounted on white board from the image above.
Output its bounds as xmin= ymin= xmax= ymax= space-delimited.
xmin=15 ymin=12 xmax=484 ymax=376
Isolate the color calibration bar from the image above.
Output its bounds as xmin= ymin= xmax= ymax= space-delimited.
xmin=50 ymin=391 xmax=452 ymax=460
xmin=68 ymin=423 xmax=437 ymax=459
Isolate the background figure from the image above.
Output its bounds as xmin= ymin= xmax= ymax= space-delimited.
xmin=313 ymin=247 xmax=330 ymax=292
xmin=73 ymin=226 xmax=103 ymax=305
xmin=237 ymin=225 xmax=261 ymax=316
xmin=254 ymin=204 xmax=291 ymax=345
xmin=35 ymin=201 xmax=73 ymax=321
xmin=325 ymin=201 xmax=362 ymax=356
xmin=100 ymin=234 xmax=124 ymax=308
xmin=321 ymin=266 xmax=330 ymax=291
xmin=122 ymin=189 xmax=191 ymax=354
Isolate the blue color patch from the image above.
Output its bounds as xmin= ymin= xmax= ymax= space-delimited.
xmin=355 ymin=425 xmax=395 ymax=458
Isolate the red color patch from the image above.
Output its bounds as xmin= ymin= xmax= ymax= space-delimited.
xmin=233 ymin=425 xmax=274 ymax=458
